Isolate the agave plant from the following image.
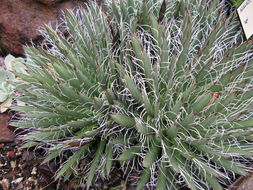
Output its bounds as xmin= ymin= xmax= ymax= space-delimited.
xmin=12 ymin=0 xmax=253 ymax=189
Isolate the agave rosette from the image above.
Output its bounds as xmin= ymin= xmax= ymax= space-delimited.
xmin=12 ymin=0 xmax=253 ymax=189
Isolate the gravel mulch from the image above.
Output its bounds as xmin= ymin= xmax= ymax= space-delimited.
xmin=0 ymin=111 xmax=61 ymax=190
xmin=0 ymin=141 xmax=59 ymax=190
xmin=0 ymin=142 xmax=40 ymax=190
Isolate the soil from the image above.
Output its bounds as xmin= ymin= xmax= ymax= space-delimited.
xmin=0 ymin=142 xmax=59 ymax=190
xmin=0 ymin=112 xmax=61 ymax=190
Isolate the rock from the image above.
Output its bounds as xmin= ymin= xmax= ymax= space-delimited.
xmin=0 ymin=178 xmax=10 ymax=190
xmin=10 ymin=160 xmax=16 ymax=168
xmin=0 ymin=0 xmax=88 ymax=55
xmin=0 ymin=113 xmax=14 ymax=143
xmin=31 ymin=167 xmax=37 ymax=175
xmin=12 ymin=177 xmax=24 ymax=184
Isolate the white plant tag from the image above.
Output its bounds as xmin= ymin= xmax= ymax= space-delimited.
xmin=237 ymin=0 xmax=253 ymax=39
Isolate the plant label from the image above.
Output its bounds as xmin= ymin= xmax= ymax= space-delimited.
xmin=237 ymin=0 xmax=253 ymax=39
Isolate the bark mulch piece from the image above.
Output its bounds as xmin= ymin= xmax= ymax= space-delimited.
xmin=228 ymin=167 xmax=253 ymax=190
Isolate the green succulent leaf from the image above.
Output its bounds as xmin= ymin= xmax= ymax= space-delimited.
xmin=118 ymin=143 xmax=141 ymax=161
xmin=136 ymin=168 xmax=151 ymax=190
xmin=56 ymin=145 xmax=88 ymax=179
xmin=86 ymin=140 xmax=106 ymax=188
xmin=111 ymin=114 xmax=136 ymax=128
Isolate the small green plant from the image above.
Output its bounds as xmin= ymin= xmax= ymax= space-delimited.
xmin=12 ymin=0 xmax=253 ymax=189
xmin=232 ymin=0 xmax=244 ymax=7
xmin=0 ymin=55 xmax=26 ymax=112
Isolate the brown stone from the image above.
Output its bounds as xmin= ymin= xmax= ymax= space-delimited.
xmin=0 ymin=113 xmax=13 ymax=143
xmin=0 ymin=0 xmax=88 ymax=55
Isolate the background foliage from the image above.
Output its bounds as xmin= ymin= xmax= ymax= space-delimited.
xmin=0 ymin=55 xmax=26 ymax=112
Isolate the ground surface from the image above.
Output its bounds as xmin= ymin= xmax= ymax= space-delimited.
xmin=0 ymin=142 xmax=59 ymax=190
xmin=0 ymin=112 xmax=61 ymax=190
xmin=0 ymin=142 xmax=42 ymax=190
